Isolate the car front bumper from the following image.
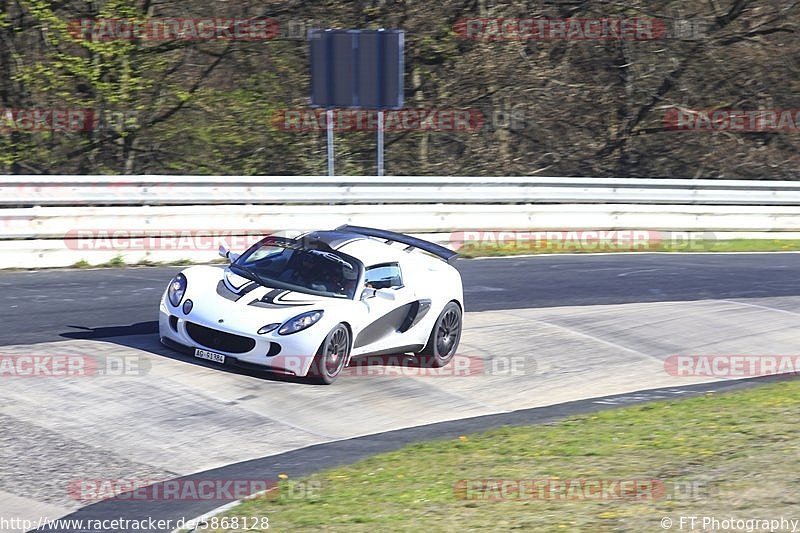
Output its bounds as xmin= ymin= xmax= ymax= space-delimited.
xmin=158 ymin=299 xmax=320 ymax=377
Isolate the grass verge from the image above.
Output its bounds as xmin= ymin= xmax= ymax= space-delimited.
xmin=204 ymin=379 xmax=799 ymax=532
xmin=69 ymin=257 xmax=212 ymax=269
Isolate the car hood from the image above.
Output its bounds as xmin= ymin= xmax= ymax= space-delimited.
xmin=177 ymin=265 xmax=350 ymax=330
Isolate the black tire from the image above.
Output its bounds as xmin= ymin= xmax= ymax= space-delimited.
xmin=419 ymin=301 xmax=462 ymax=367
xmin=307 ymin=323 xmax=351 ymax=384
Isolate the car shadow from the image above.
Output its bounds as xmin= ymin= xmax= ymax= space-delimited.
xmin=59 ymin=320 xmax=438 ymax=384
xmin=61 ymin=322 xmax=159 ymax=339
xmin=59 ymin=323 xmax=309 ymax=384
xmin=58 ymin=323 xmax=433 ymax=385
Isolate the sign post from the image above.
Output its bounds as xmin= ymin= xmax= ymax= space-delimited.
xmin=309 ymin=29 xmax=404 ymax=176
xmin=377 ymin=111 xmax=384 ymax=176
xmin=326 ymin=109 xmax=334 ymax=176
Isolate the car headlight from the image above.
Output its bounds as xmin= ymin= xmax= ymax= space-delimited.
xmin=167 ymin=273 xmax=187 ymax=307
xmin=278 ymin=310 xmax=324 ymax=335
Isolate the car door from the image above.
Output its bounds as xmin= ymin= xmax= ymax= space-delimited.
xmin=351 ymin=262 xmax=423 ymax=355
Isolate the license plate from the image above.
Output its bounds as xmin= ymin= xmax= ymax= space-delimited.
xmin=194 ymin=348 xmax=226 ymax=364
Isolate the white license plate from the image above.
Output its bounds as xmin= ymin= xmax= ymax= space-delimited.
xmin=194 ymin=348 xmax=226 ymax=364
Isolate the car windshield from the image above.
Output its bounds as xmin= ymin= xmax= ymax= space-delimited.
xmin=230 ymin=237 xmax=362 ymax=299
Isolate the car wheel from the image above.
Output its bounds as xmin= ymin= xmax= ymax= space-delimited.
xmin=308 ymin=323 xmax=350 ymax=384
xmin=419 ymin=301 xmax=462 ymax=367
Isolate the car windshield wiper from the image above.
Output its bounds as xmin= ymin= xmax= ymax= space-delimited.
xmin=230 ymin=262 xmax=271 ymax=289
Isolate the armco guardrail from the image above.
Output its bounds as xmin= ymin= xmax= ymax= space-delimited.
xmin=4 ymin=176 xmax=800 ymax=206
xmin=3 ymin=203 xmax=800 ymax=240
xmin=2 ymin=176 xmax=800 ymax=268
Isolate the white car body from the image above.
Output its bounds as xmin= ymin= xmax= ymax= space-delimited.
xmin=158 ymin=226 xmax=463 ymax=382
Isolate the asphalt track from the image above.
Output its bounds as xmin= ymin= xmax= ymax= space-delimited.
xmin=3 ymin=253 xmax=800 ymax=346
xmin=0 ymin=253 xmax=798 ymax=532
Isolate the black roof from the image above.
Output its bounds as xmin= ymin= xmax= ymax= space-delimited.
xmin=300 ymin=230 xmax=366 ymax=250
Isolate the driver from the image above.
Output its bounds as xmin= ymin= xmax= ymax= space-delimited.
xmin=313 ymin=262 xmax=346 ymax=294
xmin=288 ymin=252 xmax=343 ymax=293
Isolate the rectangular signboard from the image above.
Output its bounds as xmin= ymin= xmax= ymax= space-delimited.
xmin=309 ymin=29 xmax=404 ymax=109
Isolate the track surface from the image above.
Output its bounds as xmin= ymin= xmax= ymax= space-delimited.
xmin=3 ymin=253 xmax=800 ymax=346
xmin=2 ymin=253 xmax=799 ymax=532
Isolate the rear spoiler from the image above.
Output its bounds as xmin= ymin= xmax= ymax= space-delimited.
xmin=337 ymin=225 xmax=459 ymax=264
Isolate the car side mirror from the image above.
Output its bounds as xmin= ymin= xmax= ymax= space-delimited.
xmin=375 ymin=288 xmax=396 ymax=301
xmin=375 ymin=289 xmax=397 ymax=301
xmin=361 ymin=287 xmax=377 ymax=300
xmin=361 ymin=287 xmax=396 ymax=301
xmin=218 ymin=245 xmax=240 ymax=263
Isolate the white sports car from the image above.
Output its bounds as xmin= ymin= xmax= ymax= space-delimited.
xmin=158 ymin=226 xmax=463 ymax=384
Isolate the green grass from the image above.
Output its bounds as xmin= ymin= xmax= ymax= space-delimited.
xmin=205 ymin=379 xmax=800 ymax=532
xmin=457 ymin=238 xmax=800 ymax=258
xmin=70 ymin=255 xmax=126 ymax=268
xmin=68 ymin=257 xmax=210 ymax=269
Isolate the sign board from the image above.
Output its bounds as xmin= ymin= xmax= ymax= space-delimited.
xmin=309 ymin=29 xmax=404 ymax=109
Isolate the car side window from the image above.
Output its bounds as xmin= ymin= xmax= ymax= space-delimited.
xmin=364 ymin=263 xmax=403 ymax=290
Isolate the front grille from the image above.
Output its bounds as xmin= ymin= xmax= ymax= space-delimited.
xmin=185 ymin=322 xmax=256 ymax=354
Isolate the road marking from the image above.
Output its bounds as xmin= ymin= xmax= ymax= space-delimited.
xmin=714 ymin=299 xmax=800 ymax=318
xmin=464 ymin=285 xmax=508 ymax=292
xmin=617 ymin=268 xmax=663 ymax=277
xmin=482 ymin=309 xmax=661 ymax=365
